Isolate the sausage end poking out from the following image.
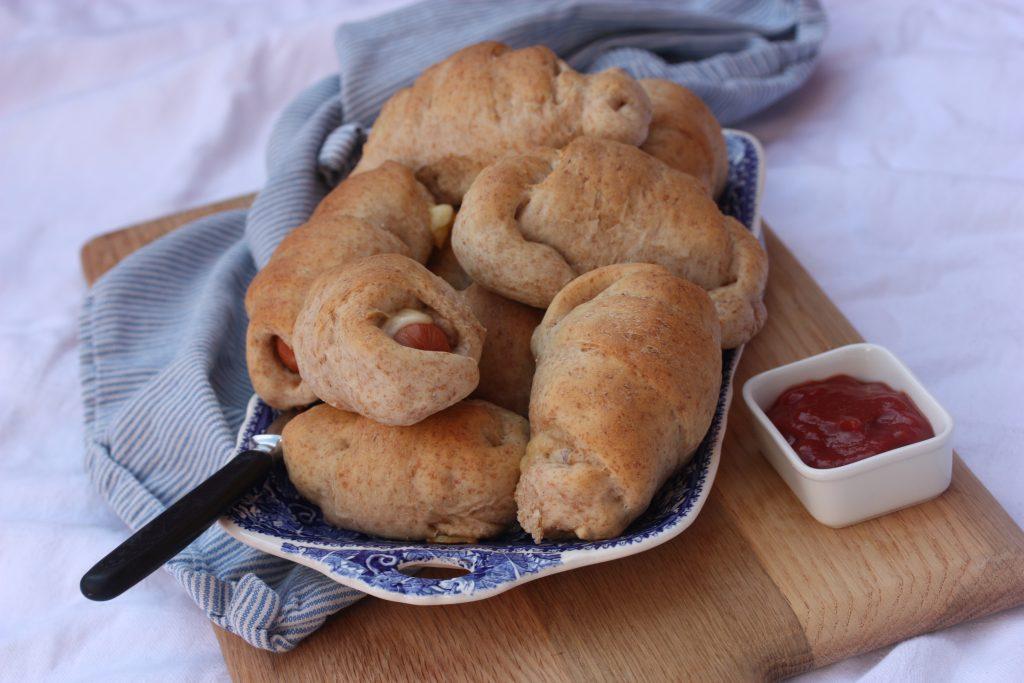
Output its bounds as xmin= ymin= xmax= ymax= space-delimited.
xmin=274 ymin=336 xmax=300 ymax=374
xmin=384 ymin=308 xmax=453 ymax=352
xmin=393 ymin=323 xmax=453 ymax=352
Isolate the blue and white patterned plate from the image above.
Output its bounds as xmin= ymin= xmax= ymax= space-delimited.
xmin=220 ymin=130 xmax=765 ymax=604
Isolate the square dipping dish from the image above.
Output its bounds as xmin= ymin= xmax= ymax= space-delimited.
xmin=742 ymin=343 xmax=954 ymax=527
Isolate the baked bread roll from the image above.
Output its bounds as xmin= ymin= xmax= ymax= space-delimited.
xmin=462 ymin=283 xmax=543 ymax=417
xmin=427 ymin=243 xmax=472 ymax=290
xmin=639 ymin=79 xmax=728 ymax=197
xmin=352 ymin=41 xmax=652 ymax=204
xmin=283 ymin=400 xmax=527 ymax=543
xmin=292 ymin=253 xmax=485 ymax=426
xmin=452 ymin=136 xmax=767 ymax=347
xmin=245 ymin=162 xmax=449 ymax=409
xmin=516 ymin=264 xmax=722 ymax=542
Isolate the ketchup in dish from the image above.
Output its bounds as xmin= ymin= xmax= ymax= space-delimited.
xmin=767 ymin=374 xmax=934 ymax=469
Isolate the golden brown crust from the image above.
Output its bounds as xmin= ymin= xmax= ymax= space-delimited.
xmin=516 ymin=264 xmax=722 ymax=542
xmin=283 ymin=400 xmax=527 ymax=542
xmin=453 ymin=136 xmax=767 ymax=346
xmin=462 ymin=284 xmax=543 ymax=417
xmin=452 ymin=149 xmax=569 ymax=307
xmin=639 ymin=79 xmax=728 ymax=197
xmin=353 ymin=41 xmax=652 ymax=203
xmin=712 ymin=217 xmax=769 ymax=349
xmin=292 ymin=253 xmax=485 ymax=426
xmin=244 ymin=162 xmax=435 ymax=409
xmin=310 ymin=161 xmax=437 ymax=262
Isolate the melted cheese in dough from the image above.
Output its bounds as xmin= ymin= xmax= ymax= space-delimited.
xmin=429 ymin=204 xmax=455 ymax=248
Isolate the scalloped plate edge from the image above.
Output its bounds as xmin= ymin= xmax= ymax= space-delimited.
xmin=217 ymin=351 xmax=737 ymax=605
xmin=724 ymin=129 xmax=766 ymax=240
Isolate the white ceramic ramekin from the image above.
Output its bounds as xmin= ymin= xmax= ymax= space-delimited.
xmin=742 ymin=343 xmax=954 ymax=527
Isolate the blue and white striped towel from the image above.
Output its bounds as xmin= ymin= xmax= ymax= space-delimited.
xmin=80 ymin=0 xmax=826 ymax=651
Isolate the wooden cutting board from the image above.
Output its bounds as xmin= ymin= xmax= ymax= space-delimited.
xmin=82 ymin=198 xmax=1024 ymax=681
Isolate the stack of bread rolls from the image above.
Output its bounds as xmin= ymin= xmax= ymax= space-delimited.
xmin=245 ymin=42 xmax=767 ymax=544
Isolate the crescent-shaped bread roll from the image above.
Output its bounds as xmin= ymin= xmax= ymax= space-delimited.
xmin=516 ymin=264 xmax=722 ymax=542
xmin=352 ymin=41 xmax=652 ymax=204
xmin=639 ymin=79 xmax=728 ymax=198
xmin=283 ymin=400 xmax=527 ymax=543
xmin=292 ymin=253 xmax=485 ymax=426
xmin=452 ymin=136 xmax=767 ymax=347
xmin=245 ymin=162 xmax=443 ymax=409
xmin=462 ymin=283 xmax=543 ymax=417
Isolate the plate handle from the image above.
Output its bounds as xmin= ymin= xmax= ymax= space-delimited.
xmin=344 ymin=547 xmax=561 ymax=601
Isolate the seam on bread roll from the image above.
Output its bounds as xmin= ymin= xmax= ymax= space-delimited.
xmin=452 ymin=150 xmax=575 ymax=308
xmin=455 ymin=136 xmax=767 ymax=346
xmin=709 ymin=217 xmax=770 ymax=348
xmin=244 ymin=162 xmax=436 ymax=409
xmin=639 ymin=78 xmax=728 ymax=198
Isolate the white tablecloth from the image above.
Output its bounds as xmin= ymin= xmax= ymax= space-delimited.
xmin=1 ymin=1 xmax=1021 ymax=680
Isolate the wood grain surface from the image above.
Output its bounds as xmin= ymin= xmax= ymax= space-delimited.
xmin=81 ymin=199 xmax=1024 ymax=682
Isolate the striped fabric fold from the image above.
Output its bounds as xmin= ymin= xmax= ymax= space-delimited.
xmin=80 ymin=0 xmax=826 ymax=652
xmin=336 ymin=0 xmax=827 ymax=125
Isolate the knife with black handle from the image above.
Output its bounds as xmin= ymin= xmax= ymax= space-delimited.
xmin=80 ymin=434 xmax=281 ymax=601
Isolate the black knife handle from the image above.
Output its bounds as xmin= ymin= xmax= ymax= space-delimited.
xmin=80 ymin=449 xmax=274 ymax=601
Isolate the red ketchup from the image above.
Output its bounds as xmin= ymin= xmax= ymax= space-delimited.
xmin=766 ymin=374 xmax=934 ymax=469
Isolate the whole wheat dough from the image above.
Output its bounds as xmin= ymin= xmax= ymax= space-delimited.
xmin=245 ymin=162 xmax=439 ymax=408
xmin=284 ymin=400 xmax=527 ymax=542
xmin=452 ymin=136 xmax=767 ymax=347
xmin=639 ymin=78 xmax=728 ymax=197
xmin=292 ymin=253 xmax=484 ymax=426
xmin=352 ymin=41 xmax=652 ymax=204
xmin=517 ymin=264 xmax=722 ymax=542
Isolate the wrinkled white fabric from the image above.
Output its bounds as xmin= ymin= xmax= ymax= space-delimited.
xmin=0 ymin=0 xmax=1020 ymax=680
